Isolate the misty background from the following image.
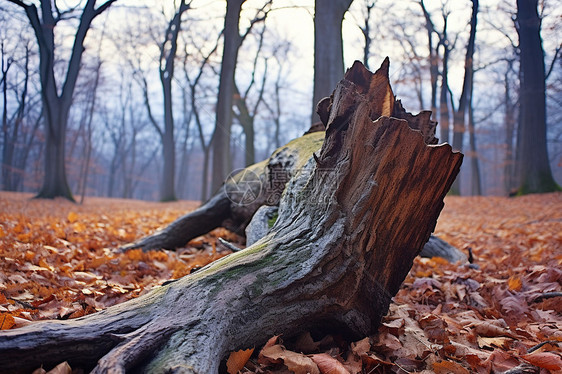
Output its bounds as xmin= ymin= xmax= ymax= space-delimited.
xmin=0 ymin=0 xmax=560 ymax=202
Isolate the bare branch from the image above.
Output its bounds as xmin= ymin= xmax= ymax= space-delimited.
xmin=239 ymin=0 xmax=273 ymax=43
xmin=94 ymin=0 xmax=118 ymax=17
xmin=4 ymin=0 xmax=27 ymax=8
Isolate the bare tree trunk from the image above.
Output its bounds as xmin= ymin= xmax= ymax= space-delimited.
xmin=503 ymin=61 xmax=517 ymax=194
xmin=514 ymin=0 xmax=560 ymax=194
xmin=451 ymin=0 xmax=478 ymax=195
xmin=158 ymin=0 xmax=191 ymax=202
xmin=438 ymin=19 xmax=451 ymax=146
xmin=420 ymin=0 xmax=439 ymax=123
xmin=359 ymin=0 xmax=375 ymax=70
xmin=0 ymin=60 xmax=462 ymax=374
xmin=468 ymin=99 xmax=482 ymax=195
xmin=311 ymin=0 xmax=353 ymax=124
xmin=211 ymin=0 xmax=245 ymax=192
xmin=5 ymin=0 xmax=117 ymax=201
xmin=1 ymin=41 xmax=13 ymax=190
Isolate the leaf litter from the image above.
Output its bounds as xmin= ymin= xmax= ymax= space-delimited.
xmin=1 ymin=191 xmax=561 ymax=373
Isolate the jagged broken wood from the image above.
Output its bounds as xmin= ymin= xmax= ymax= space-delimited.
xmin=0 ymin=59 xmax=463 ymax=373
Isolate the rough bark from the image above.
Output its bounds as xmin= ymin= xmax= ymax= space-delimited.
xmin=0 ymin=60 xmax=462 ymax=373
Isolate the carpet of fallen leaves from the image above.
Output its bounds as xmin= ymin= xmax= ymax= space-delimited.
xmin=1 ymin=191 xmax=561 ymax=374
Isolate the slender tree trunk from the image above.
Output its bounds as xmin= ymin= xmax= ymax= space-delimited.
xmin=503 ymin=63 xmax=517 ymax=195
xmin=233 ymin=84 xmax=257 ymax=166
xmin=311 ymin=0 xmax=353 ymax=124
xmin=439 ymin=52 xmax=450 ymax=145
xmin=360 ymin=1 xmax=375 ymax=70
xmin=201 ymin=144 xmax=211 ymax=202
xmin=420 ymin=0 xmax=438 ymax=124
xmin=1 ymin=44 xmax=12 ymax=191
xmin=515 ymin=0 xmax=560 ymax=193
xmin=158 ymin=0 xmax=190 ymax=202
xmin=211 ymin=0 xmax=244 ymax=193
xmin=451 ymin=0 xmax=478 ymax=195
xmin=468 ymin=100 xmax=481 ymax=195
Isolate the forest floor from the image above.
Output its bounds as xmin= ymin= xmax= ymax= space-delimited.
xmin=0 ymin=191 xmax=561 ymax=374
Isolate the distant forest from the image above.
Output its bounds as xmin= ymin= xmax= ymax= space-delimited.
xmin=1 ymin=0 xmax=560 ymax=202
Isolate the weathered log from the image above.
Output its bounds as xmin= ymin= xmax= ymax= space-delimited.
xmin=0 ymin=59 xmax=462 ymax=373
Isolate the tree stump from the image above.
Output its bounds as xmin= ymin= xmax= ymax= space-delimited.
xmin=0 ymin=59 xmax=462 ymax=373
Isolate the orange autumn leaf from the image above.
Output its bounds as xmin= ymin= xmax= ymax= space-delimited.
xmin=66 ymin=211 xmax=78 ymax=223
xmin=0 ymin=293 xmax=7 ymax=304
xmin=0 ymin=313 xmax=15 ymax=330
xmin=226 ymin=347 xmax=254 ymax=374
xmin=507 ymin=276 xmax=522 ymax=291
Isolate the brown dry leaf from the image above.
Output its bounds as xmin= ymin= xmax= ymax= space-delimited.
xmin=470 ymin=320 xmax=518 ymax=338
xmin=362 ymin=352 xmax=394 ymax=367
xmin=350 ymin=337 xmax=370 ymax=357
xmin=258 ymin=335 xmax=281 ymax=364
xmin=432 ymin=360 xmax=470 ymax=374
xmin=260 ymin=345 xmax=320 ymax=374
xmin=310 ymin=353 xmax=349 ymax=374
xmin=226 ymin=347 xmax=254 ymax=374
xmin=381 ymin=318 xmax=404 ymax=336
xmin=294 ymin=332 xmax=321 ymax=353
xmin=521 ymin=351 xmax=562 ymax=371
xmin=45 ymin=361 xmax=72 ymax=374
xmin=477 ymin=336 xmax=513 ymax=350
xmin=482 ymin=349 xmax=521 ymax=372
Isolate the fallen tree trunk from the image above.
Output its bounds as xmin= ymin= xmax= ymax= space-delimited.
xmin=0 ymin=59 xmax=462 ymax=373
